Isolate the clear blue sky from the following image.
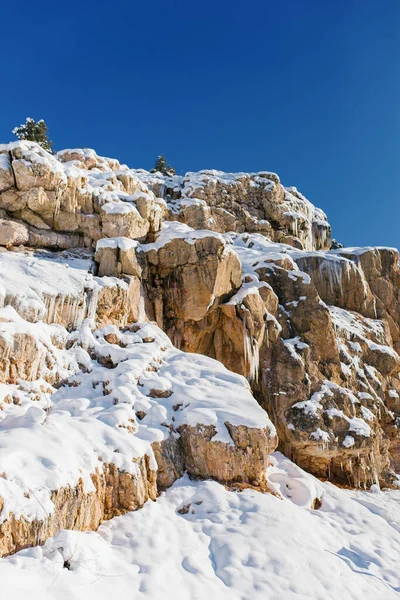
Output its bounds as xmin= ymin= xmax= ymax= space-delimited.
xmin=0 ymin=0 xmax=398 ymax=247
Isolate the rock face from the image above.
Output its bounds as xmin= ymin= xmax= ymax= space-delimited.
xmin=84 ymin=323 xmax=277 ymax=490
xmin=0 ymin=141 xmax=398 ymax=556
xmin=140 ymin=230 xmax=242 ymax=337
xmin=94 ymin=228 xmax=282 ymax=381
xmin=0 ymin=142 xmax=163 ymax=249
xmin=91 ymin=184 xmax=399 ymax=489
xmin=224 ymin=235 xmax=400 ymax=488
xmin=0 ymin=460 xmax=157 ymax=557
xmin=93 ymin=226 xmax=400 ymax=488
xmin=136 ymin=169 xmax=331 ymax=251
xmin=0 ymin=219 xmax=29 ymax=246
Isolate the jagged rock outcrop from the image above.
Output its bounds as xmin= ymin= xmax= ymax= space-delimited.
xmin=0 ymin=142 xmax=163 ymax=249
xmin=215 ymin=234 xmax=400 ymax=488
xmin=140 ymin=231 xmax=242 ymax=337
xmin=94 ymin=229 xmax=283 ymax=381
xmin=94 ymin=217 xmax=399 ymax=487
xmin=136 ymin=169 xmax=331 ymax=251
xmin=0 ymin=142 xmax=331 ymax=252
xmin=293 ymin=247 xmax=400 ymax=354
xmin=338 ymin=247 xmax=400 ymax=353
xmin=84 ymin=323 xmax=277 ymax=488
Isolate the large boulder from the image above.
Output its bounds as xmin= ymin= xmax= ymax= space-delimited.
xmin=100 ymin=201 xmax=153 ymax=241
xmin=10 ymin=143 xmax=67 ymax=192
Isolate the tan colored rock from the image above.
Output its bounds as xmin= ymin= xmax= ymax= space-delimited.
xmin=28 ymin=227 xmax=83 ymax=249
xmin=341 ymin=248 xmax=400 ymax=352
xmin=295 ymin=253 xmax=376 ymax=319
xmin=25 ymin=186 xmax=57 ymax=216
xmin=257 ymin=264 xmax=340 ymax=368
xmin=160 ymin=170 xmax=330 ymax=250
xmin=100 ymin=203 xmax=151 ymax=241
xmin=0 ymin=219 xmax=29 ymax=246
xmin=0 ymin=317 xmax=276 ymax=557
xmin=0 ymin=189 xmax=26 ymax=212
xmin=0 ymin=331 xmax=39 ymax=383
xmin=95 ymin=244 xmax=119 ymax=276
xmin=143 ymin=235 xmax=242 ymax=328
xmin=57 ymin=148 xmax=98 ymax=168
xmin=116 ymin=172 xmax=143 ymax=194
xmin=95 ymin=278 xmax=141 ymax=327
xmin=178 ymin=423 xmax=276 ymax=485
xmin=0 ymin=141 xmax=397 ymax=493
xmin=11 ymin=146 xmax=67 ymax=192
xmin=173 ymin=284 xmax=280 ymax=382
xmin=298 ymin=247 xmax=400 ymax=356
xmin=120 ymin=244 xmax=143 ymax=278
xmin=59 ymin=178 xmax=92 ymax=215
xmin=0 ymin=459 xmax=157 ymax=558
xmin=16 ymin=208 xmax=52 ymax=230
xmin=53 ymin=210 xmax=81 ymax=232
xmin=251 ymin=253 xmax=400 ymax=488
xmin=89 ymin=324 xmax=277 ymax=491
xmin=135 ymin=194 xmax=155 ymax=220
xmin=0 ymin=145 xmax=160 ymax=249
xmin=365 ymin=343 xmax=400 ymax=376
xmin=0 ymin=320 xmax=70 ymax=385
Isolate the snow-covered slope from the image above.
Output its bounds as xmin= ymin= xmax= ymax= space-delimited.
xmin=1 ymin=453 xmax=399 ymax=600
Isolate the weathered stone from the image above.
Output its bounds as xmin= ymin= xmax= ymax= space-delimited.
xmin=157 ymin=171 xmax=331 ymax=251
xmin=120 ymin=244 xmax=143 ymax=278
xmin=16 ymin=208 xmax=52 ymax=230
xmin=100 ymin=204 xmax=151 ymax=241
xmin=0 ymin=219 xmax=29 ymax=246
xmin=95 ymin=244 xmax=119 ymax=276
xmin=142 ymin=234 xmax=242 ymax=330
xmin=0 ymin=189 xmax=26 ymax=212
xmin=178 ymin=423 xmax=276 ymax=485
xmin=0 ymin=459 xmax=157 ymax=558
xmin=28 ymin=227 xmax=83 ymax=249
xmin=11 ymin=148 xmax=67 ymax=192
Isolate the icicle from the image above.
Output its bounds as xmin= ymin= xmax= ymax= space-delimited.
xmin=86 ymin=285 xmax=100 ymax=323
xmin=137 ymin=286 xmax=147 ymax=323
xmin=243 ymin=319 xmax=259 ymax=384
xmin=173 ymin=328 xmax=182 ymax=350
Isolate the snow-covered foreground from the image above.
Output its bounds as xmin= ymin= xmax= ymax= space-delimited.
xmin=1 ymin=453 xmax=399 ymax=600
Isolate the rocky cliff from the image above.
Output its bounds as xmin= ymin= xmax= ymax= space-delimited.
xmin=0 ymin=141 xmax=398 ymax=556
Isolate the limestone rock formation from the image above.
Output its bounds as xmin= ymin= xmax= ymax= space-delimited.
xmin=0 ymin=140 xmax=398 ymax=558
xmin=0 ymin=142 xmax=163 ymax=249
xmin=135 ymin=169 xmax=331 ymax=251
xmin=92 ymin=222 xmax=400 ymax=488
xmin=0 ymin=219 xmax=29 ymax=246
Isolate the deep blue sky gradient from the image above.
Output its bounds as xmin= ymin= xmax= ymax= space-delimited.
xmin=1 ymin=0 xmax=398 ymax=247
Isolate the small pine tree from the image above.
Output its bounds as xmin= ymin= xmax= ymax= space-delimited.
xmin=330 ymin=239 xmax=344 ymax=250
xmin=150 ymin=154 xmax=176 ymax=176
xmin=12 ymin=118 xmax=53 ymax=152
